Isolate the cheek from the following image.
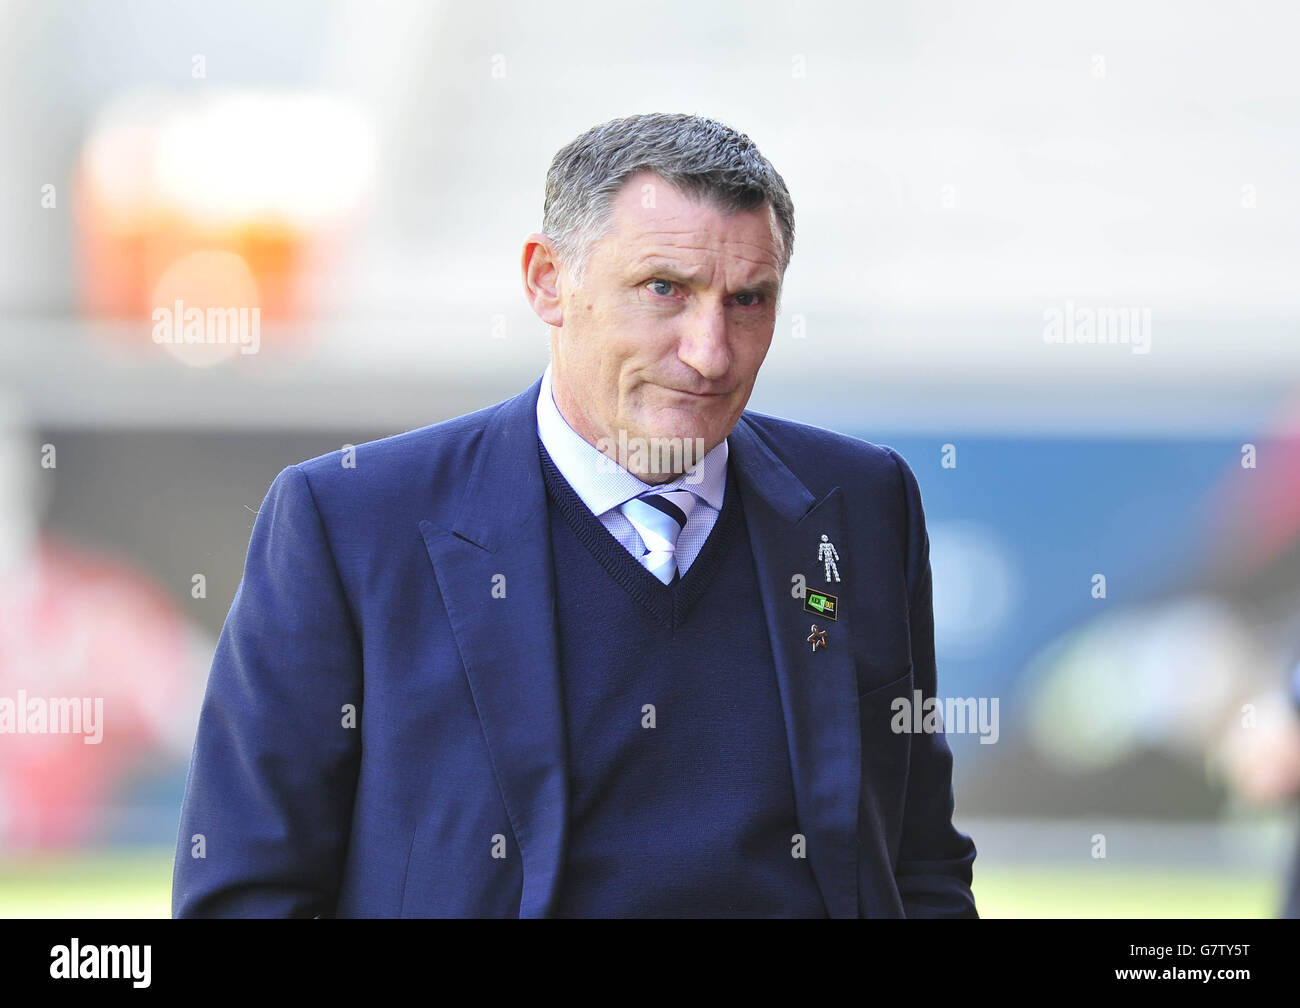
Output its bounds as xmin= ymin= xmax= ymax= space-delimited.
xmin=724 ymin=331 xmax=765 ymax=381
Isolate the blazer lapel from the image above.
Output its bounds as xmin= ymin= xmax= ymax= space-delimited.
xmin=419 ymin=377 xmax=570 ymax=918
xmin=729 ymin=415 xmax=862 ymax=918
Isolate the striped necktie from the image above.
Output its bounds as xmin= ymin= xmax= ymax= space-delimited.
xmin=619 ymin=488 xmax=698 ymax=585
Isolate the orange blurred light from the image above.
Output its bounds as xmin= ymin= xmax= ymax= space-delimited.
xmin=74 ymin=90 xmax=375 ymax=356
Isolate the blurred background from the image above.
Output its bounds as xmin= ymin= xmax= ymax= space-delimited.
xmin=1 ymin=0 xmax=1298 ymax=917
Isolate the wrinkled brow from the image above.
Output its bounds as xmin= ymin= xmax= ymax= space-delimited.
xmin=632 ymin=257 xmax=780 ymax=299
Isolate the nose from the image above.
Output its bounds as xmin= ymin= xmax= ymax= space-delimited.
xmin=676 ymin=298 xmax=731 ymax=381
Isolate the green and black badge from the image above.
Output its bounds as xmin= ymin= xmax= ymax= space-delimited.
xmin=803 ymin=588 xmax=838 ymax=621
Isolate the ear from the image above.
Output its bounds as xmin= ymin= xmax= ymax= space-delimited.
xmin=521 ymin=233 xmax=565 ymax=328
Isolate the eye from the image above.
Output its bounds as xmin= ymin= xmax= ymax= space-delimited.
xmin=735 ymin=292 xmax=761 ymax=307
xmin=646 ymin=278 xmax=674 ymax=297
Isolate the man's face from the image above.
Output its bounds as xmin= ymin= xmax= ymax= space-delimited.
xmin=544 ymin=171 xmax=784 ymax=481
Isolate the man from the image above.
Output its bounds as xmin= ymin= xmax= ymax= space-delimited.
xmin=173 ymin=112 xmax=977 ymax=918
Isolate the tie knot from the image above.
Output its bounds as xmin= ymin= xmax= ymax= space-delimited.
xmin=619 ymin=489 xmax=698 ymax=585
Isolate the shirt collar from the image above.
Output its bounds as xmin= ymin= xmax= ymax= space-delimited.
xmin=535 ymin=361 xmax=729 ymax=517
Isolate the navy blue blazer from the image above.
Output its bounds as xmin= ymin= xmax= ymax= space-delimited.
xmin=172 ymin=376 xmax=977 ymax=917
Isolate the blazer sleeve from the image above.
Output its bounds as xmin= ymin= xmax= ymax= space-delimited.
xmin=172 ymin=464 xmax=363 ymax=918
xmin=886 ymin=448 xmax=979 ymax=918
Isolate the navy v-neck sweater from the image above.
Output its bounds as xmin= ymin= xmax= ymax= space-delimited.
xmin=539 ymin=437 xmax=826 ymax=917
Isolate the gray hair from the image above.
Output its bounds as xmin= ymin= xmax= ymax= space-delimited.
xmin=541 ymin=112 xmax=795 ymax=288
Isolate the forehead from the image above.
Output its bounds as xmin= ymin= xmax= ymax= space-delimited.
xmin=603 ymin=171 xmax=783 ymax=268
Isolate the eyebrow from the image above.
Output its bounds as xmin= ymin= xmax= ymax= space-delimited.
xmin=634 ymin=259 xmax=780 ymax=299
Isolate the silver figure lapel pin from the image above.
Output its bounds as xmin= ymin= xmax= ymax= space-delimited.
xmin=807 ymin=624 xmax=828 ymax=652
xmin=818 ymin=533 xmax=841 ymax=583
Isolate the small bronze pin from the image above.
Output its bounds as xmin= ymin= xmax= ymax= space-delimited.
xmin=807 ymin=624 xmax=828 ymax=652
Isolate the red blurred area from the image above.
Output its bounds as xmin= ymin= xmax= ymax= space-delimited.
xmin=0 ymin=536 xmax=192 ymax=848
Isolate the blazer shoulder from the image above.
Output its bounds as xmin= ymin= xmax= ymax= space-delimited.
xmin=280 ymin=396 xmax=509 ymax=515
xmin=738 ymin=407 xmax=915 ymax=491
